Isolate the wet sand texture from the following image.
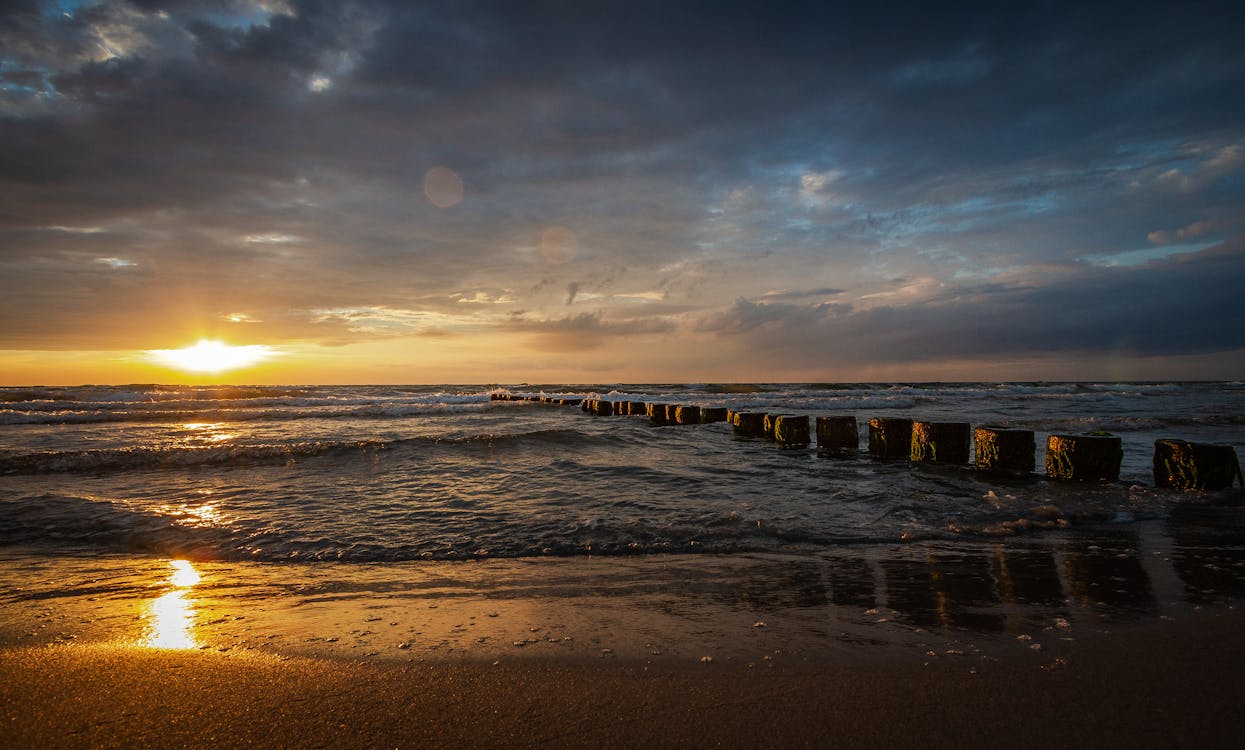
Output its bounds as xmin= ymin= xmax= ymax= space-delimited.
xmin=4 ymin=613 xmax=1244 ymax=749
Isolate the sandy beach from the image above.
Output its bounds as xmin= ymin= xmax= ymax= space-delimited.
xmin=3 ymin=607 xmax=1243 ymax=749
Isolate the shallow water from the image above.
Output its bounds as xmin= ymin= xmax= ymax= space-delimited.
xmin=2 ymin=382 xmax=1242 ymax=562
xmin=2 ymin=510 xmax=1242 ymax=665
xmin=2 ymin=382 xmax=1243 ymax=663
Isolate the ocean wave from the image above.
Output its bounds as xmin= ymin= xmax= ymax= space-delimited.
xmin=0 ymin=399 xmax=494 ymax=425
xmin=0 ymin=494 xmax=241 ymax=559
xmin=0 ymin=440 xmax=391 ymax=474
xmin=0 ymin=494 xmax=853 ymax=562
xmin=0 ymin=428 xmax=596 ymax=474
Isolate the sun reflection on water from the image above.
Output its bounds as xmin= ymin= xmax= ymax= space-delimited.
xmin=181 ymin=422 xmax=238 ymax=443
xmin=145 ymin=560 xmax=201 ymax=649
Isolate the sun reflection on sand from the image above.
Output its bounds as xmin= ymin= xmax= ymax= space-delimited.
xmin=145 ymin=560 xmax=201 ymax=649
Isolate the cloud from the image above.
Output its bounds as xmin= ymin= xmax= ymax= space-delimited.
xmin=695 ymin=240 xmax=1245 ymax=366
xmin=1 ymin=1 xmax=1243 ymax=379
xmin=695 ymin=297 xmax=850 ymax=335
xmin=508 ymin=311 xmax=674 ymax=352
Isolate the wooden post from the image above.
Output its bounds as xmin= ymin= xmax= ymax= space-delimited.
xmin=774 ymin=415 xmax=811 ymax=449
xmin=816 ymin=416 xmax=858 ymax=455
xmin=1046 ymin=433 xmax=1123 ymax=482
xmin=1153 ymin=439 xmax=1242 ymax=490
xmin=868 ymin=418 xmax=913 ymax=459
xmin=763 ymin=414 xmax=789 ymax=440
xmin=974 ymin=427 xmax=1035 ymax=474
xmin=647 ymin=403 xmax=669 ymax=426
xmin=700 ymin=407 xmax=728 ymax=423
xmin=732 ymin=412 xmax=767 ymax=438
xmin=593 ymin=400 xmax=615 ymax=417
xmin=675 ymin=405 xmax=702 ymax=425
xmin=911 ymin=421 xmax=971 ymax=464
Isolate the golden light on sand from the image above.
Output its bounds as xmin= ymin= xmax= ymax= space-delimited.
xmin=169 ymin=559 xmax=201 ymax=587
xmin=145 ymin=560 xmax=201 ymax=649
xmin=148 ymin=339 xmax=276 ymax=373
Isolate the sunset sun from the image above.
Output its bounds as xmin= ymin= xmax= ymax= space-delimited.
xmin=147 ymin=340 xmax=277 ymax=373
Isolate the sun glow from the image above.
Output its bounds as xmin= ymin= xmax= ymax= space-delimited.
xmin=148 ymin=339 xmax=276 ymax=373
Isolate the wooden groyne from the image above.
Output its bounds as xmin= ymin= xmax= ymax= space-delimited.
xmin=489 ymin=392 xmax=1241 ymax=490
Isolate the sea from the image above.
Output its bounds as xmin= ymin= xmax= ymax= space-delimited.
xmin=2 ymin=382 xmax=1244 ymax=663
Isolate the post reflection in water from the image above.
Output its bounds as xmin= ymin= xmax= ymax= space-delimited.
xmin=145 ymin=560 xmax=201 ymax=649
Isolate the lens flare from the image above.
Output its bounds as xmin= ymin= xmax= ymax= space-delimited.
xmin=424 ymin=166 xmax=464 ymax=208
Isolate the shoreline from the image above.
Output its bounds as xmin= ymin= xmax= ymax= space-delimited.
xmin=4 ymin=608 xmax=1243 ymax=748
xmin=5 ymin=523 xmax=1233 ymax=669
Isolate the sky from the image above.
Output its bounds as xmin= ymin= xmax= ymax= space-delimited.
xmin=1 ymin=0 xmax=1243 ymax=385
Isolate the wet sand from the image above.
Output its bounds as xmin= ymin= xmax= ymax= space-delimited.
xmin=3 ymin=609 xmax=1243 ymax=749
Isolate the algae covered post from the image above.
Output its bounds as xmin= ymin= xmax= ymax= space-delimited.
xmin=732 ymin=412 xmax=767 ymax=438
xmin=1046 ymin=433 xmax=1124 ymax=482
xmin=675 ymin=405 xmax=702 ymax=425
xmin=974 ymin=427 xmax=1036 ymax=475
xmin=816 ymin=416 xmax=858 ymax=455
xmin=774 ymin=415 xmax=811 ymax=449
xmin=1153 ymin=439 xmax=1243 ymax=491
xmin=910 ymin=421 xmax=971 ymax=464
xmin=869 ymin=418 xmax=914 ymax=459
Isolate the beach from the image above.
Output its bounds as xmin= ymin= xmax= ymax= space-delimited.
xmin=3 ymin=529 xmax=1245 ymax=747
xmin=3 ymin=382 xmax=1243 ymax=746
xmin=4 ymin=608 xmax=1244 ymax=749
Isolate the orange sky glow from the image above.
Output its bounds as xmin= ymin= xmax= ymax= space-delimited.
xmin=2 ymin=2 xmax=1242 ymax=385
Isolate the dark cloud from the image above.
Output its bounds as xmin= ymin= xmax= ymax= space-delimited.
xmin=1 ymin=0 xmax=1243 ymax=378
xmin=698 ymin=240 xmax=1245 ymax=366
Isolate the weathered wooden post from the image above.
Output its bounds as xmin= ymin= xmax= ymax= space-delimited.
xmin=1153 ymin=439 xmax=1242 ymax=490
xmin=911 ymin=421 xmax=971 ymax=464
xmin=593 ymin=400 xmax=615 ymax=417
xmin=675 ymin=405 xmax=702 ymax=425
xmin=869 ymin=418 xmax=913 ymax=459
xmin=664 ymin=404 xmax=680 ymax=423
xmin=647 ymin=403 xmax=669 ymax=426
xmin=700 ymin=407 xmax=729 ymax=424
xmin=732 ymin=411 xmax=767 ymax=438
xmin=1046 ymin=433 xmax=1123 ymax=482
xmin=627 ymin=401 xmax=648 ymax=416
xmin=774 ymin=415 xmax=811 ymax=449
xmin=816 ymin=416 xmax=858 ymax=455
xmin=974 ymin=427 xmax=1035 ymax=474
xmin=763 ymin=414 xmax=789 ymax=440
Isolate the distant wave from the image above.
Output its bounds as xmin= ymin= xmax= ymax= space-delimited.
xmin=0 ymin=428 xmax=595 ymax=474
xmin=0 ymin=398 xmax=495 ymax=425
